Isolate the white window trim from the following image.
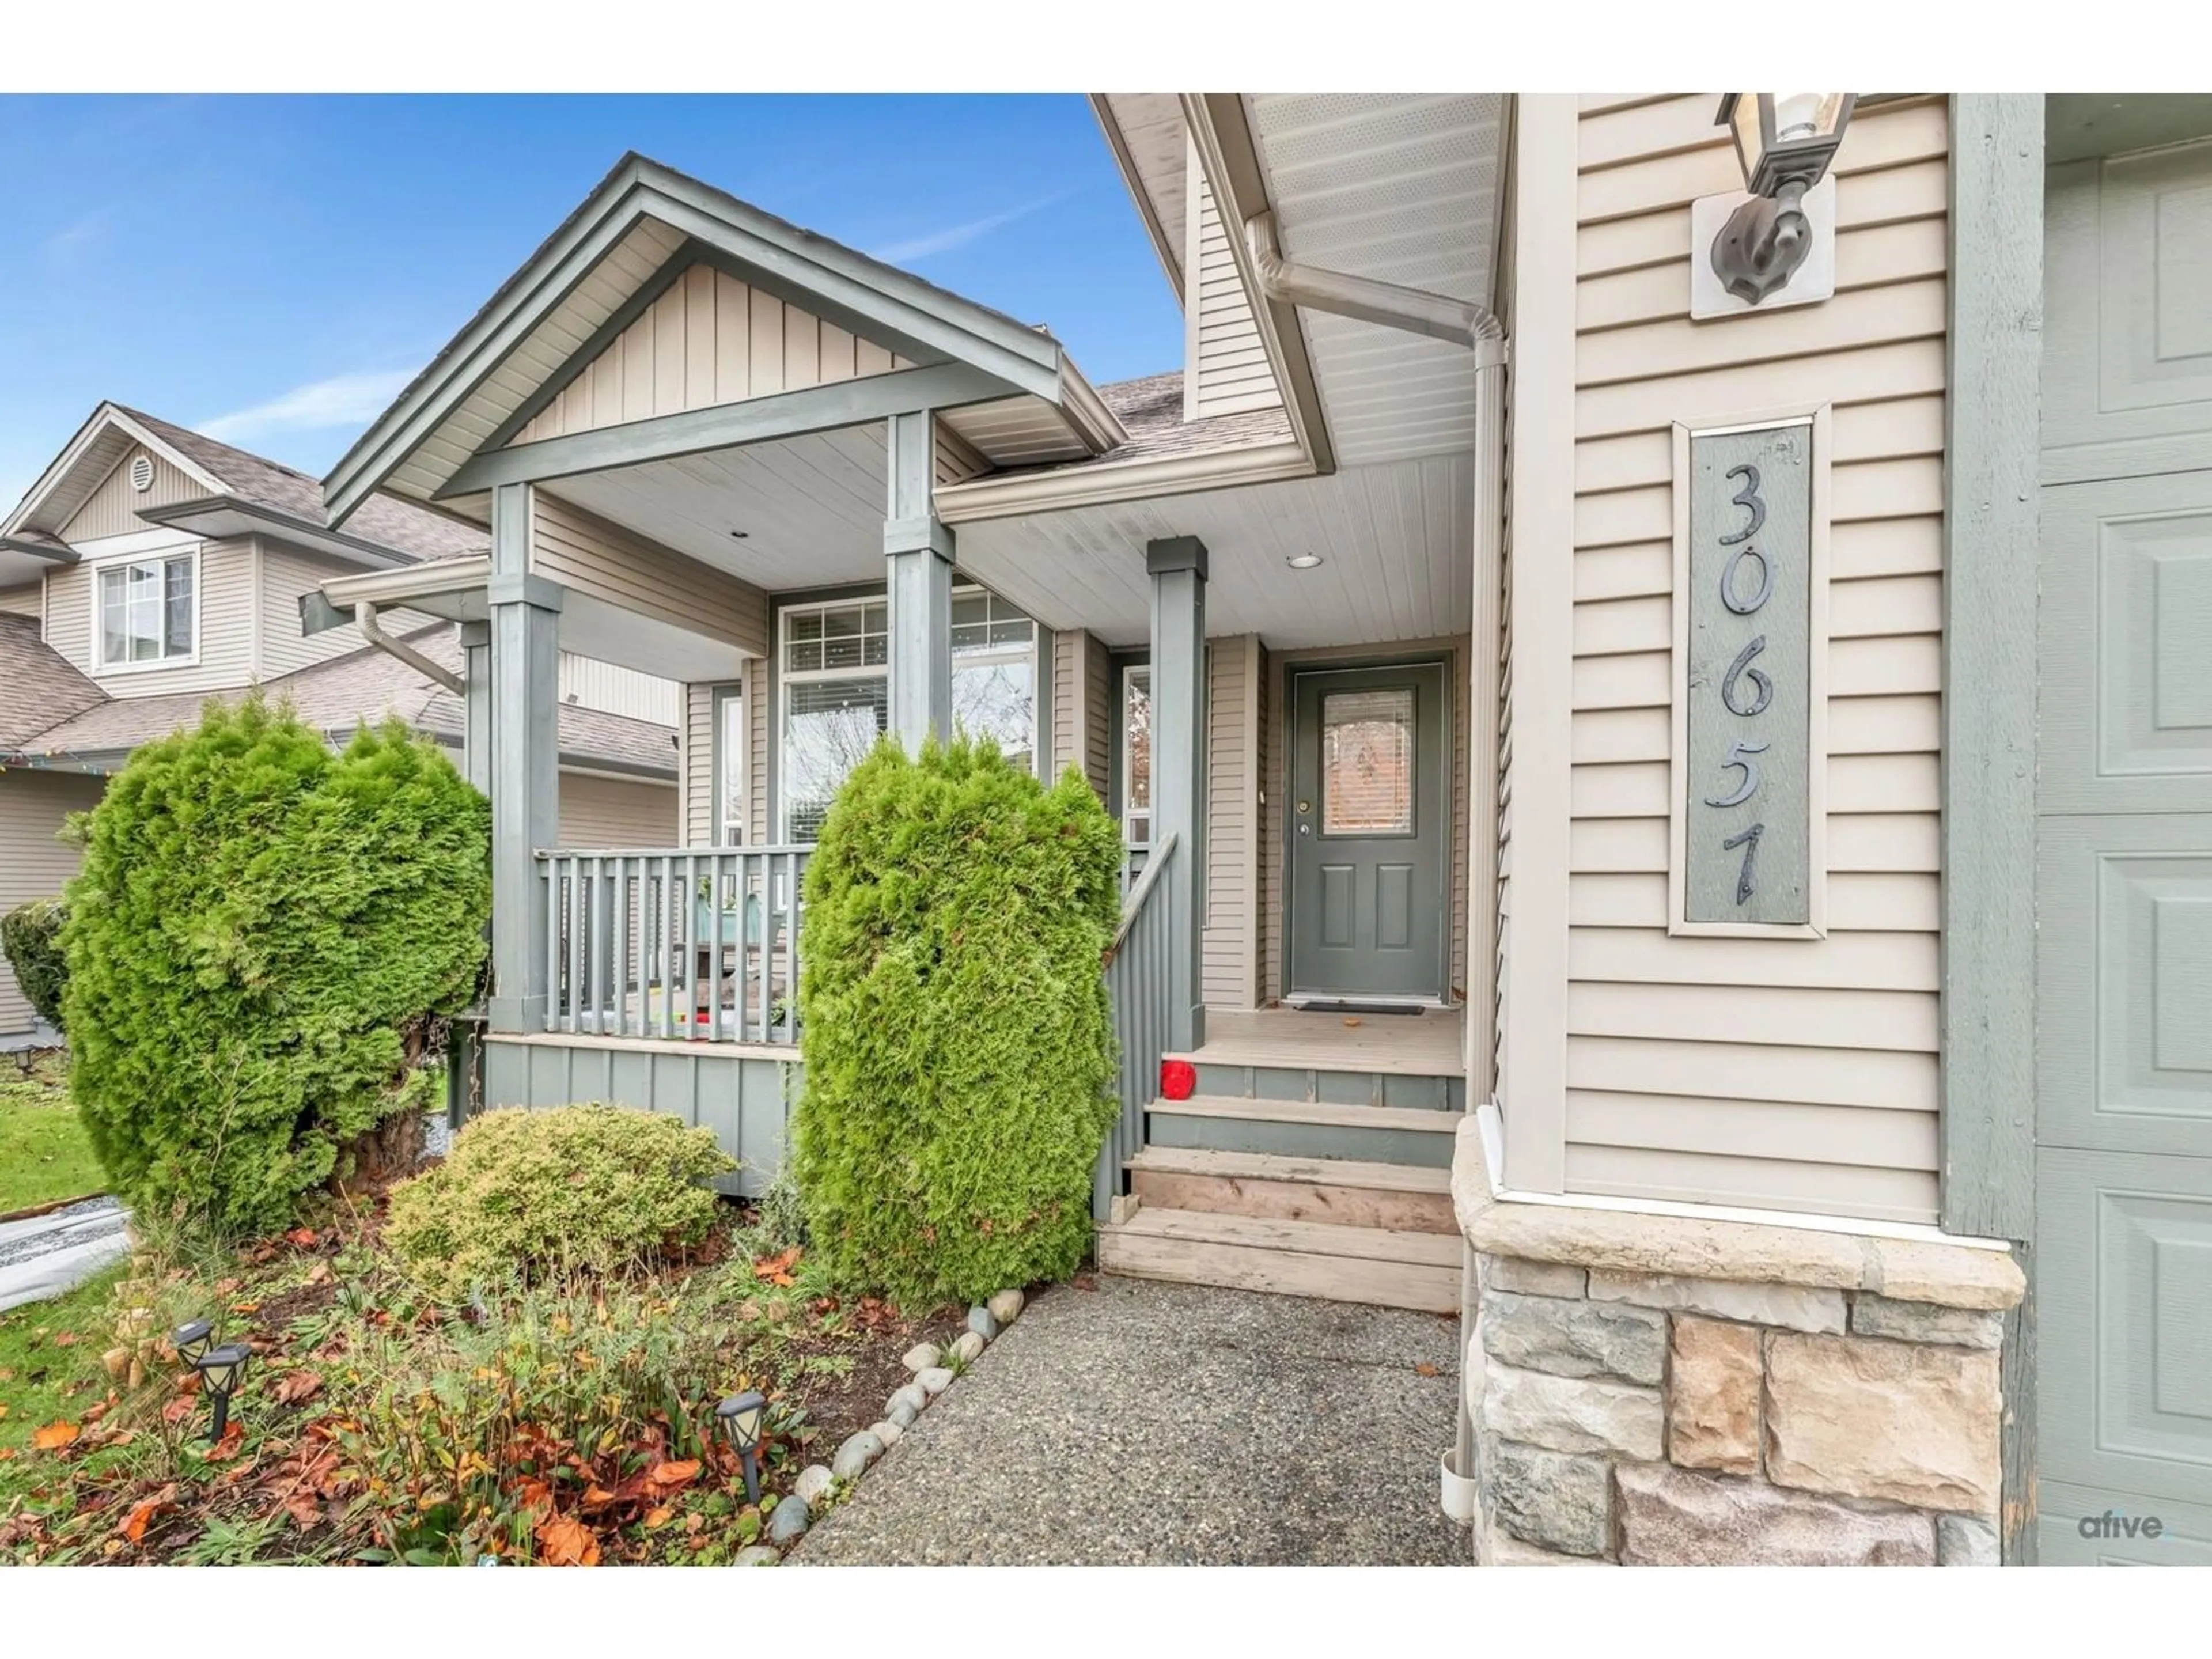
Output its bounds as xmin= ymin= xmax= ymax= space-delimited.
xmin=87 ymin=541 xmax=202 ymax=676
xmin=716 ymin=685 xmax=746 ymax=848
xmin=775 ymin=585 xmax=1041 ymax=840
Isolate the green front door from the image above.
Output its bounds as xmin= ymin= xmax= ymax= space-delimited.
xmin=1286 ymin=661 xmax=1449 ymax=1002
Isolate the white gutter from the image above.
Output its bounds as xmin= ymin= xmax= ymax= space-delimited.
xmin=354 ymin=601 xmax=464 ymax=696
xmin=933 ymin=439 xmax=1313 ymax=525
xmin=1247 ymin=210 xmax=1508 ymax=369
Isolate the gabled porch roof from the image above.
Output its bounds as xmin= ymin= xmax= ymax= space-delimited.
xmin=322 ymin=153 xmax=1128 ymax=530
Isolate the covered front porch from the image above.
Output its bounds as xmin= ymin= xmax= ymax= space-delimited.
xmin=310 ymin=154 xmax=1489 ymax=1299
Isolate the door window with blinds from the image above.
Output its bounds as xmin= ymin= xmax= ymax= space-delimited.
xmin=779 ymin=588 xmax=1037 ymax=841
xmin=96 ymin=549 xmax=196 ymax=669
xmin=1320 ymin=687 xmax=1417 ymax=836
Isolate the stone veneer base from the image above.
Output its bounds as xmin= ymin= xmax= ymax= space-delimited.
xmin=1452 ymin=1120 xmax=2024 ymax=1567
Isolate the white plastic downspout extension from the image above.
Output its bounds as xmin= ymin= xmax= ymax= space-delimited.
xmin=1244 ymin=207 xmax=1509 ymax=1523
xmin=354 ymin=600 xmax=464 ymax=696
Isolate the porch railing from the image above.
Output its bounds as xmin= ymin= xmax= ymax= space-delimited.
xmin=1094 ymin=831 xmax=1178 ymax=1222
xmin=539 ymin=845 xmax=812 ymax=1044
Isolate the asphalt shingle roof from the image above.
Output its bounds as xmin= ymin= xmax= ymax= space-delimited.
xmin=0 ymin=613 xmax=104 ymax=751
xmin=119 ymin=406 xmax=490 ymax=565
xmin=12 ymin=623 xmax=677 ymax=779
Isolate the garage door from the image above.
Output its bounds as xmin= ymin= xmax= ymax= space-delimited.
xmin=2035 ymin=131 xmax=2212 ymax=1565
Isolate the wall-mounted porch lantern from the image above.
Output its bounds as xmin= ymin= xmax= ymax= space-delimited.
xmin=1693 ymin=93 xmax=1857 ymax=317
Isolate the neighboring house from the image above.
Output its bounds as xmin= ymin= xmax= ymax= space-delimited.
xmin=0 ymin=403 xmax=682 ymax=1035
xmin=50 ymin=93 xmax=2212 ymax=1565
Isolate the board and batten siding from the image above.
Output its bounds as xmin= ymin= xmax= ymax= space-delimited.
xmin=56 ymin=445 xmax=207 ymax=542
xmin=43 ymin=535 xmax=257 ymax=698
xmin=0 ymin=583 xmax=40 ymax=616
xmin=530 ymin=490 xmax=767 ymax=656
xmin=1262 ymin=635 xmax=1472 ymax=1007
xmin=559 ymin=654 xmax=681 ymax=726
xmin=0 ymin=771 xmax=105 ymax=1032
xmin=557 ymin=772 xmax=677 ymax=847
xmin=1556 ymin=93 xmax=1950 ymax=1224
xmin=1184 ymin=144 xmax=1283 ymax=422
xmin=1202 ymin=636 xmax=1264 ymax=1008
xmin=510 ymin=263 xmax=915 ymax=446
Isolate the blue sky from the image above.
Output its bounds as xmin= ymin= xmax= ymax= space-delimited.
xmin=0 ymin=94 xmax=1184 ymax=507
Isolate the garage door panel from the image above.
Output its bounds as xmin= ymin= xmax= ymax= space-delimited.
xmin=2039 ymin=472 xmax=2212 ymax=815
xmin=2038 ymin=816 xmax=2212 ymax=1156
xmin=2037 ymin=1148 xmax=2212 ymax=1509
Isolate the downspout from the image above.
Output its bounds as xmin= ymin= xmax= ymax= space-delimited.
xmin=1248 ymin=205 xmax=1507 ymax=1520
xmin=354 ymin=601 xmax=463 ymax=696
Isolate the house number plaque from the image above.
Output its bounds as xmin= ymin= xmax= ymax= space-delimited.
xmin=1680 ymin=418 xmax=1818 ymax=929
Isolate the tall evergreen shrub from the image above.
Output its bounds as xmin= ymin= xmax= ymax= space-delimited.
xmin=790 ymin=735 xmax=1122 ymax=1304
xmin=1 ymin=896 xmax=70 ymax=1029
xmin=62 ymin=694 xmax=490 ymax=1237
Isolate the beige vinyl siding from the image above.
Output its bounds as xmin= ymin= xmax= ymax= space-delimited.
xmin=1049 ymin=630 xmax=1112 ymax=798
xmin=0 ymin=583 xmax=40 ymax=616
xmin=46 ymin=536 xmax=256 ymax=698
xmin=1560 ymin=94 xmax=1949 ymax=1224
xmin=680 ymin=681 xmax=715 ymax=847
xmin=1202 ymin=637 xmax=1264 ymax=1009
xmin=1262 ymin=635 xmax=1473 ymax=1006
xmin=558 ymin=772 xmax=677 ymax=847
xmin=1184 ymin=144 xmax=1283 ymax=421
xmin=255 ymin=544 xmax=438 ymax=680
xmin=559 ymin=654 xmax=681 ymax=725
xmin=58 ymin=445 xmax=206 ymax=541
xmin=0 ymin=770 xmax=105 ymax=1032
xmin=512 ymin=263 xmax=915 ymax=445
xmin=530 ymin=490 xmax=767 ymax=656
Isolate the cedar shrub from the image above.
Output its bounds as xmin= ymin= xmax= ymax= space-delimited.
xmin=790 ymin=734 xmax=1122 ymax=1305
xmin=384 ymin=1104 xmax=736 ymax=1301
xmin=1 ymin=896 xmax=69 ymax=1029
xmin=60 ymin=693 xmax=490 ymax=1238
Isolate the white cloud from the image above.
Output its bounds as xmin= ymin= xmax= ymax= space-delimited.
xmin=199 ymin=368 xmax=418 ymax=443
xmin=871 ymin=196 xmax=1060 ymax=265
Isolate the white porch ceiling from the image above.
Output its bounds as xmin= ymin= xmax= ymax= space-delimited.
xmin=957 ymin=451 xmax=1474 ymax=652
xmin=552 ymin=428 xmax=890 ymax=592
xmin=1245 ymin=94 xmax=1505 ymax=469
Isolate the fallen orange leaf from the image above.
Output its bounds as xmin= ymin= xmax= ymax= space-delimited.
xmin=647 ymin=1459 xmax=700 ymax=1491
xmin=31 ymin=1421 xmax=79 ymax=1451
xmin=207 ymin=1422 xmax=245 ymax=1461
xmin=162 ymin=1397 xmax=197 ymax=1426
xmin=271 ymin=1370 xmax=324 ymax=1406
xmin=535 ymin=1514 xmax=601 ymax=1567
xmin=118 ymin=1486 xmax=179 ymax=1543
xmin=50 ymin=1331 xmax=79 ymax=1348
xmin=1414 ymin=1362 xmax=1441 ymax=1378
xmin=285 ymin=1228 xmax=319 ymax=1248
xmin=643 ymin=1505 xmax=674 ymax=1529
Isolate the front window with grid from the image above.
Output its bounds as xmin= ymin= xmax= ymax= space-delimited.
xmin=779 ymin=589 xmax=1036 ymax=842
xmin=97 ymin=552 xmax=195 ymax=669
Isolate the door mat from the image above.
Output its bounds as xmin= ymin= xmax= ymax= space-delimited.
xmin=1291 ymin=1001 xmax=1426 ymax=1017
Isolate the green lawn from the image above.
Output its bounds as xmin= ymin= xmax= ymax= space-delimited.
xmin=0 ymin=1054 xmax=105 ymax=1215
xmin=0 ymin=1263 xmax=127 ymax=1504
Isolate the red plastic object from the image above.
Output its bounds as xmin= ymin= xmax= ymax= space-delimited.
xmin=1160 ymin=1059 xmax=1196 ymax=1101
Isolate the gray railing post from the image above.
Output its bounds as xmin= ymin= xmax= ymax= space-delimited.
xmin=1146 ymin=536 xmax=1207 ymax=1055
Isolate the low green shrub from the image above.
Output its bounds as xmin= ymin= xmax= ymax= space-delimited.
xmin=790 ymin=734 xmax=1122 ymax=1306
xmin=61 ymin=694 xmax=489 ymax=1238
xmin=1 ymin=897 xmax=69 ymax=1030
xmin=385 ymin=1104 xmax=735 ymax=1300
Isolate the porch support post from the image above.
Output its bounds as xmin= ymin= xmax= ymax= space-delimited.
xmin=459 ymin=620 xmax=492 ymax=796
xmin=1147 ymin=534 xmax=1208 ymax=1054
xmin=487 ymin=482 xmax=562 ymax=1033
xmin=885 ymin=408 xmax=953 ymax=752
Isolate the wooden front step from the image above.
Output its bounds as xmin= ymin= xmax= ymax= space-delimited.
xmin=1097 ymin=1207 xmax=1462 ymax=1315
xmin=1144 ymin=1095 xmax=1459 ymax=1168
xmin=1128 ymin=1146 xmax=1457 ymax=1234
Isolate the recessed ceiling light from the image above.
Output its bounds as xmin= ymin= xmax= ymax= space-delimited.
xmin=1286 ymin=552 xmax=1324 ymax=571
xmin=729 ymin=529 xmax=750 ymax=539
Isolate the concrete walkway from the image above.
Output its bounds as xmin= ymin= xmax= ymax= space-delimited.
xmin=0 ymin=1197 xmax=128 ymax=1313
xmin=796 ymin=1274 xmax=1468 ymax=1566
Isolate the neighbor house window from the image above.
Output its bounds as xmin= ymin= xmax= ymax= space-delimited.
xmin=96 ymin=551 xmax=195 ymax=668
xmin=716 ymin=687 xmax=745 ymax=846
xmin=1121 ymin=665 xmax=1151 ymax=847
xmin=778 ymin=588 xmax=1039 ymax=841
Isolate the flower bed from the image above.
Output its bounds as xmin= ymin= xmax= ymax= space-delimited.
xmin=0 ymin=1194 xmax=969 ymax=1565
